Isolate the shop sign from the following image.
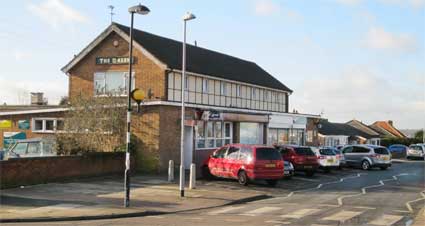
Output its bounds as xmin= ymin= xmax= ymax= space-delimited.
xmin=3 ymin=132 xmax=26 ymax=150
xmin=201 ymin=110 xmax=222 ymax=121
xmin=95 ymin=56 xmax=135 ymax=65
xmin=18 ymin=120 xmax=30 ymax=130
xmin=0 ymin=120 xmax=12 ymax=129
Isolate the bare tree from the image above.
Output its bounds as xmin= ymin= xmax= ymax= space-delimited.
xmin=56 ymin=95 xmax=127 ymax=155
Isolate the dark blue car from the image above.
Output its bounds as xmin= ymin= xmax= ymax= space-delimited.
xmin=388 ymin=144 xmax=408 ymax=158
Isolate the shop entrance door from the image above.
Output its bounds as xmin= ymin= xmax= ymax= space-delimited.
xmin=184 ymin=126 xmax=193 ymax=169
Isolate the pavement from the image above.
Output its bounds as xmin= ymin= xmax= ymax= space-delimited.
xmin=1 ymin=160 xmax=424 ymax=226
xmin=0 ymin=175 xmax=267 ymax=223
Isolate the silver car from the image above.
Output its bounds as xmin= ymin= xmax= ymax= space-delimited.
xmin=342 ymin=145 xmax=392 ymax=170
xmin=5 ymin=138 xmax=56 ymax=159
xmin=407 ymin=144 xmax=425 ymax=160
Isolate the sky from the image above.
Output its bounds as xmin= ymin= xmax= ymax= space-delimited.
xmin=0 ymin=0 xmax=424 ymax=129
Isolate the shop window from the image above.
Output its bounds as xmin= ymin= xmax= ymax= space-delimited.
xmin=240 ymin=123 xmax=263 ymax=144
xmin=268 ymin=128 xmax=278 ymax=145
xmin=278 ymin=129 xmax=289 ymax=144
xmin=196 ymin=121 xmax=233 ymax=149
xmin=94 ymin=71 xmax=135 ymax=96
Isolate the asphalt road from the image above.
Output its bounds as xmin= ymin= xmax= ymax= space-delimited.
xmin=9 ymin=160 xmax=425 ymax=226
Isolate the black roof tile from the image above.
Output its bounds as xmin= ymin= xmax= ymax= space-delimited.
xmin=114 ymin=23 xmax=292 ymax=92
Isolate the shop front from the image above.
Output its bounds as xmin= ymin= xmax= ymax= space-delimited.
xmin=268 ymin=114 xmax=308 ymax=146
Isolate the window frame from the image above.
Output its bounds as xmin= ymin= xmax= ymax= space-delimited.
xmin=32 ymin=118 xmax=64 ymax=133
xmin=93 ymin=71 xmax=135 ymax=97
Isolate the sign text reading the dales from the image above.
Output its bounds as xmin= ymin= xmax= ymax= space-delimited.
xmin=96 ymin=57 xmax=135 ymax=65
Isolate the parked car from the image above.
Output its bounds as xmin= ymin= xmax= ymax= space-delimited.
xmin=5 ymin=138 xmax=56 ymax=159
xmin=341 ymin=145 xmax=392 ymax=170
xmin=388 ymin=144 xmax=408 ymax=158
xmin=275 ymin=145 xmax=318 ymax=177
xmin=283 ymin=160 xmax=295 ymax=179
xmin=203 ymin=144 xmax=284 ymax=186
xmin=332 ymin=148 xmax=346 ymax=168
xmin=407 ymin=144 xmax=425 ymax=160
xmin=312 ymin=147 xmax=340 ymax=172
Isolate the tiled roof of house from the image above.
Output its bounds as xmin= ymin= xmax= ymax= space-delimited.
xmin=370 ymin=121 xmax=406 ymax=138
xmin=114 ymin=23 xmax=292 ymax=92
xmin=346 ymin=119 xmax=380 ymax=138
xmin=318 ymin=120 xmax=377 ymax=139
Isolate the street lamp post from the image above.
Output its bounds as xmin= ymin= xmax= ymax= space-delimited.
xmin=125 ymin=3 xmax=150 ymax=208
xmin=179 ymin=12 xmax=196 ymax=198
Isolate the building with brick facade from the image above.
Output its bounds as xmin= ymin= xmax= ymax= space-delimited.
xmin=0 ymin=23 xmax=320 ymax=173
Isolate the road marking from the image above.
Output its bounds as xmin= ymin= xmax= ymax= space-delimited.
xmin=280 ymin=208 xmax=320 ymax=219
xmin=292 ymin=177 xmax=319 ymax=182
xmin=207 ymin=206 xmax=245 ymax=215
xmin=392 ymin=210 xmax=410 ymax=213
xmin=24 ymin=204 xmax=84 ymax=213
xmin=405 ymin=190 xmax=425 ymax=213
xmin=240 ymin=207 xmax=282 ymax=216
xmin=322 ymin=210 xmax=363 ymax=222
xmin=185 ymin=217 xmax=203 ymax=220
xmin=368 ymin=214 xmax=404 ymax=225
xmin=146 ymin=216 xmax=164 ymax=219
xmin=352 ymin=206 xmax=376 ymax=210
xmin=265 ymin=220 xmax=291 ymax=224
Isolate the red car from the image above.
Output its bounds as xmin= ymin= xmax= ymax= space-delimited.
xmin=275 ymin=145 xmax=319 ymax=177
xmin=202 ymin=144 xmax=284 ymax=186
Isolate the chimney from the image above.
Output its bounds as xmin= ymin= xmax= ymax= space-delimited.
xmin=388 ymin=120 xmax=393 ymax=126
xmin=30 ymin=92 xmax=45 ymax=105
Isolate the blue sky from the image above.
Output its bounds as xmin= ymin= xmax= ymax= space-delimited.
xmin=0 ymin=0 xmax=424 ymax=129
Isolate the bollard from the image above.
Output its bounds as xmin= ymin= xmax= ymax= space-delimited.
xmin=189 ymin=163 xmax=196 ymax=189
xmin=168 ymin=160 xmax=174 ymax=182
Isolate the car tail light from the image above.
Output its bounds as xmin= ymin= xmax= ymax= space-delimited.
xmin=318 ymin=156 xmax=325 ymax=159
xmin=370 ymin=154 xmax=380 ymax=158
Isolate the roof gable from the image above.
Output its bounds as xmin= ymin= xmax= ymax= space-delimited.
xmin=371 ymin=121 xmax=406 ymax=138
xmin=347 ymin=120 xmax=380 ymax=137
xmin=319 ymin=120 xmax=376 ymax=139
xmin=62 ymin=23 xmax=292 ymax=93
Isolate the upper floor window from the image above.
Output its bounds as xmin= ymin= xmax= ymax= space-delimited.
xmin=94 ymin=71 xmax=134 ymax=96
xmin=32 ymin=118 xmax=64 ymax=133
xmin=220 ymin=81 xmax=227 ymax=95
xmin=202 ymin=78 xmax=209 ymax=93
xmin=236 ymin=85 xmax=241 ymax=97
xmin=252 ymin=88 xmax=257 ymax=99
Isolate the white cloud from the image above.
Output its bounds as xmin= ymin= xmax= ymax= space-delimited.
xmin=254 ymin=0 xmax=281 ymax=16
xmin=378 ymin=0 xmax=425 ymax=9
xmin=365 ymin=26 xmax=418 ymax=52
xmin=335 ymin=0 xmax=363 ymax=6
xmin=0 ymin=76 xmax=66 ymax=105
xmin=27 ymin=0 xmax=89 ymax=29
xmin=291 ymin=67 xmax=425 ymax=129
xmin=13 ymin=50 xmax=31 ymax=61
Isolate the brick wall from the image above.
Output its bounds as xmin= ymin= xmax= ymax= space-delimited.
xmin=0 ymin=152 xmax=134 ymax=189
xmin=68 ymin=32 xmax=166 ymax=103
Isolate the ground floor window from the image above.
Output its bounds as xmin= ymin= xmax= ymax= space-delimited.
xmin=196 ymin=121 xmax=232 ymax=149
xmin=268 ymin=128 xmax=305 ymax=145
xmin=240 ymin=123 xmax=263 ymax=144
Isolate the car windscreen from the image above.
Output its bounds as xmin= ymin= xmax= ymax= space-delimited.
xmin=256 ymin=148 xmax=282 ymax=160
xmin=294 ymin=147 xmax=315 ymax=156
xmin=410 ymin=146 xmax=422 ymax=151
xmin=319 ymin=148 xmax=336 ymax=156
xmin=374 ymin=147 xmax=390 ymax=155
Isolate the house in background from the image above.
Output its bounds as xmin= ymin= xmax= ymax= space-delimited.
xmin=347 ymin=119 xmax=381 ymax=145
xmin=318 ymin=120 xmax=381 ymax=146
xmin=369 ymin=120 xmax=406 ymax=139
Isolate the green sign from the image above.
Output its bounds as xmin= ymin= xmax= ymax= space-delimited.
xmin=18 ymin=120 xmax=30 ymax=130
xmin=95 ymin=57 xmax=135 ymax=65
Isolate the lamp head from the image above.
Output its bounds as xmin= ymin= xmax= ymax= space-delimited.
xmin=131 ymin=88 xmax=145 ymax=103
xmin=129 ymin=4 xmax=150 ymax=15
xmin=183 ymin=12 xmax=196 ymax=21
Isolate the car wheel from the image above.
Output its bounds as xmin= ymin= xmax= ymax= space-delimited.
xmin=266 ymin=179 xmax=278 ymax=187
xmin=324 ymin=168 xmax=331 ymax=173
xmin=238 ymin=171 xmax=248 ymax=186
xmin=361 ymin=160 xmax=370 ymax=170
xmin=406 ymin=156 xmax=411 ymax=160
xmin=202 ymin=166 xmax=213 ymax=179
xmin=306 ymin=171 xmax=315 ymax=177
xmin=380 ymin=166 xmax=388 ymax=170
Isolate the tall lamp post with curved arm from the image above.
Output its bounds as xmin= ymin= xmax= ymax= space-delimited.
xmin=179 ymin=12 xmax=196 ymax=198
xmin=124 ymin=3 xmax=150 ymax=208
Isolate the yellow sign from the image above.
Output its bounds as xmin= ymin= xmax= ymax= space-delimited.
xmin=0 ymin=120 xmax=12 ymax=129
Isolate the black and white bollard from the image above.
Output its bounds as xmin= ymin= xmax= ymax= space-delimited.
xmin=189 ymin=163 xmax=196 ymax=189
xmin=168 ymin=160 xmax=174 ymax=182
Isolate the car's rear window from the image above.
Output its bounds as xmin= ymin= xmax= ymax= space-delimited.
xmin=374 ymin=147 xmax=390 ymax=155
xmin=256 ymin=148 xmax=282 ymax=160
xmin=294 ymin=147 xmax=315 ymax=156
xmin=319 ymin=148 xmax=336 ymax=156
